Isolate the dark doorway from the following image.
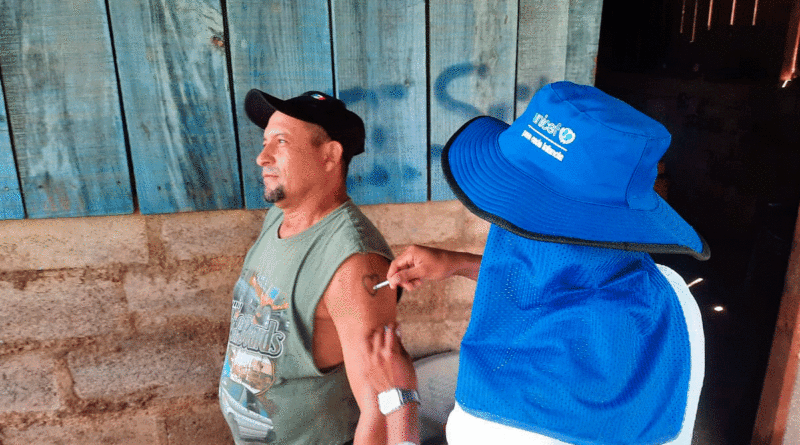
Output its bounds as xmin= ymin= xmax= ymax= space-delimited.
xmin=594 ymin=0 xmax=800 ymax=443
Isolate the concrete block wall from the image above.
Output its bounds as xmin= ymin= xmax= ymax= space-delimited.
xmin=0 ymin=200 xmax=488 ymax=445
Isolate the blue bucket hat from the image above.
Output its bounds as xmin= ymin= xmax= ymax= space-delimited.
xmin=442 ymin=81 xmax=709 ymax=260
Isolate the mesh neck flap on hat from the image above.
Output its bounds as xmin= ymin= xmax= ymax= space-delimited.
xmin=442 ymin=81 xmax=710 ymax=260
xmin=455 ymin=225 xmax=691 ymax=444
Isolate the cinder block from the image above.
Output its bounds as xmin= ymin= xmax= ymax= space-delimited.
xmin=360 ymin=201 xmax=463 ymax=247
xmin=441 ymin=277 xmax=477 ymax=319
xmin=400 ymin=319 xmax=469 ymax=358
xmin=68 ymin=337 xmax=220 ymax=400
xmin=0 ymin=273 xmax=130 ymax=342
xmin=397 ymin=276 xmax=475 ymax=323
xmin=397 ymin=282 xmax=447 ymax=322
xmin=0 ymin=352 xmax=60 ymax=413
xmin=124 ymin=261 xmax=240 ymax=328
xmin=165 ymin=402 xmax=235 ymax=445
xmin=460 ymin=208 xmax=490 ymax=252
xmin=2 ymin=414 xmax=161 ymax=445
xmin=161 ymin=210 xmax=265 ymax=261
xmin=0 ymin=214 xmax=147 ymax=272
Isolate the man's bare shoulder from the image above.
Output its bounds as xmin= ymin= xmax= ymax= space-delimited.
xmin=323 ymin=252 xmax=393 ymax=314
xmin=337 ymin=252 xmax=390 ymax=292
xmin=313 ymin=252 xmax=396 ymax=370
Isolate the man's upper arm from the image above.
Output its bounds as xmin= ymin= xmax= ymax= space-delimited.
xmin=323 ymin=252 xmax=397 ymax=408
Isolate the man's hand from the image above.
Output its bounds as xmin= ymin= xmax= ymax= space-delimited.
xmin=387 ymin=245 xmax=482 ymax=291
xmin=364 ymin=323 xmax=420 ymax=445
xmin=364 ymin=323 xmax=417 ymax=392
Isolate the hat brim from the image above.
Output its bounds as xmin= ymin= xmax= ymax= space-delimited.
xmin=442 ymin=116 xmax=710 ymax=260
xmin=244 ymin=89 xmax=282 ymax=129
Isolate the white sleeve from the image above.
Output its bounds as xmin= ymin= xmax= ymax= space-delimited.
xmin=657 ymin=264 xmax=706 ymax=445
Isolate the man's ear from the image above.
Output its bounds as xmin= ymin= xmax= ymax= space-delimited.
xmin=323 ymin=140 xmax=344 ymax=172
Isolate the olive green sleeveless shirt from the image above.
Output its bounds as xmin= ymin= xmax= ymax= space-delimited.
xmin=219 ymin=200 xmax=393 ymax=445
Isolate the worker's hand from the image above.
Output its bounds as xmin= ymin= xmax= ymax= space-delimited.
xmin=387 ymin=245 xmax=481 ymax=291
xmin=386 ymin=245 xmax=457 ymax=291
xmin=364 ymin=323 xmax=417 ymax=393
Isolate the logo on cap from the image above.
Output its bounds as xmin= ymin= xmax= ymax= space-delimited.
xmin=310 ymin=93 xmax=326 ymax=100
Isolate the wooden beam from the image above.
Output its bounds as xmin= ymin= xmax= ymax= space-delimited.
xmin=0 ymin=0 xmax=132 ymax=218
xmin=779 ymin=0 xmax=800 ymax=83
xmin=752 ymin=202 xmax=800 ymax=444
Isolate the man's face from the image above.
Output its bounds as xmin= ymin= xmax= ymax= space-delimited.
xmin=257 ymin=111 xmax=330 ymax=205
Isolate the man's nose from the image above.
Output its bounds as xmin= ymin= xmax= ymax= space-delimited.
xmin=256 ymin=142 xmax=274 ymax=166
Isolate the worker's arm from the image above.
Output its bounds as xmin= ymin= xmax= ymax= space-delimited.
xmin=387 ymin=245 xmax=482 ymax=291
xmin=322 ymin=252 xmax=409 ymax=445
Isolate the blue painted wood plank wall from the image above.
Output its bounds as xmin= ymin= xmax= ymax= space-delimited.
xmin=517 ymin=0 xmax=570 ymax=106
xmin=108 ymin=0 xmax=241 ymax=215
xmin=564 ymin=0 xmax=604 ymax=84
xmin=0 ymin=80 xmax=24 ymax=219
xmin=227 ymin=0 xmax=334 ymax=209
xmin=0 ymin=0 xmax=132 ymax=219
xmin=429 ymin=0 xmax=519 ymax=201
xmin=0 ymin=0 xmax=604 ymax=220
xmin=516 ymin=0 xmax=602 ymax=112
xmin=334 ymin=0 xmax=428 ymax=205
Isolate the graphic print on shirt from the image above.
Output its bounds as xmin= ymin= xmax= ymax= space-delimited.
xmin=219 ymin=270 xmax=290 ymax=443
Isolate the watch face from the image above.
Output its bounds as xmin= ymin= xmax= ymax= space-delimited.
xmin=378 ymin=389 xmax=402 ymax=414
xmin=378 ymin=389 xmax=420 ymax=414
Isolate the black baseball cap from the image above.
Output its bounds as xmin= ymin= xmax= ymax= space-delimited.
xmin=244 ymin=89 xmax=366 ymax=162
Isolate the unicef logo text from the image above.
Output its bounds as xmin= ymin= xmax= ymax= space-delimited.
xmin=532 ymin=113 xmax=576 ymax=146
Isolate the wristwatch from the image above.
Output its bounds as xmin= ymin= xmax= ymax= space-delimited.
xmin=377 ymin=388 xmax=421 ymax=415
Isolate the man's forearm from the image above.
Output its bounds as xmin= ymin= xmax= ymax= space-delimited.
xmin=385 ymin=404 xmax=420 ymax=445
xmin=354 ymin=410 xmax=386 ymax=445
